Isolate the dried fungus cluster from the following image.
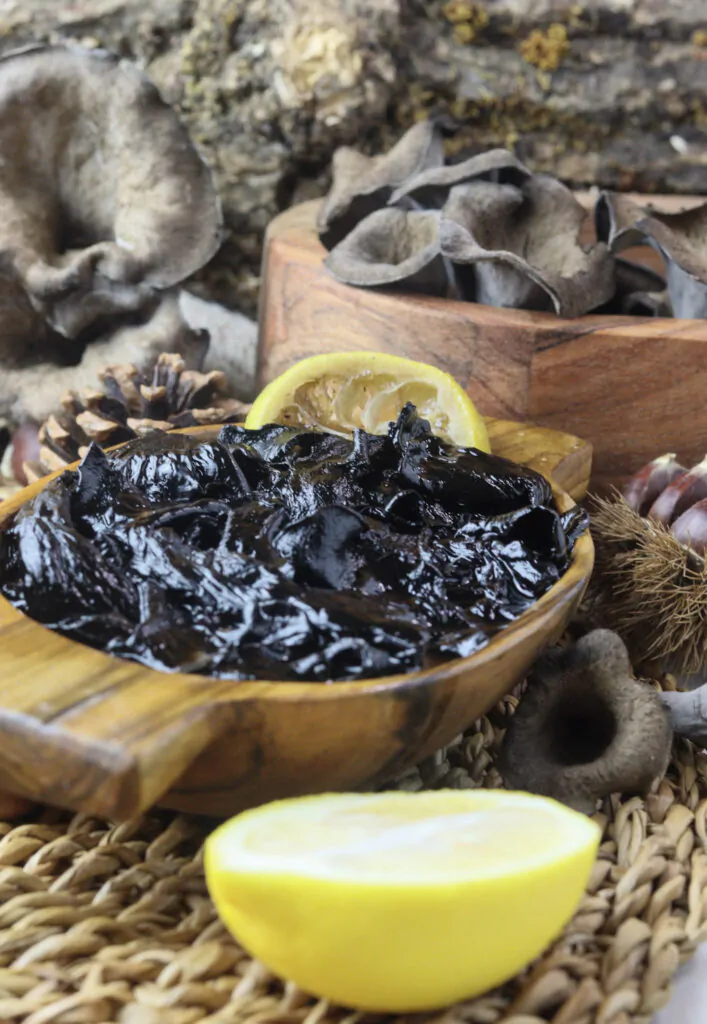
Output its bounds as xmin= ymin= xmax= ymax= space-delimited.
xmin=319 ymin=120 xmax=707 ymax=320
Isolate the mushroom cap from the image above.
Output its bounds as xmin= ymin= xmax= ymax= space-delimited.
xmin=596 ymin=192 xmax=707 ymax=318
xmin=0 ymin=44 xmax=223 ymax=338
xmin=440 ymin=176 xmax=615 ymax=317
xmin=323 ymin=207 xmax=450 ymax=295
xmin=388 ymin=148 xmax=531 ymax=209
xmin=501 ymin=630 xmax=673 ymax=814
xmin=317 ymin=120 xmax=444 ymax=249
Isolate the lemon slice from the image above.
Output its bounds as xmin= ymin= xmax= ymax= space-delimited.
xmin=205 ymin=790 xmax=600 ymax=1012
xmin=246 ymin=352 xmax=491 ymax=451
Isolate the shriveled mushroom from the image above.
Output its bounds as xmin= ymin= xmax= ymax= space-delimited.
xmin=0 ymin=294 xmax=208 ymax=426
xmin=323 ymin=207 xmax=451 ymax=295
xmin=500 ymin=630 xmax=673 ymax=814
xmin=591 ymin=257 xmax=669 ymax=317
xmin=317 ymin=120 xmax=444 ymax=249
xmin=596 ymin=192 xmax=707 ymax=318
xmin=440 ymin=177 xmax=615 ymax=317
xmin=0 ymin=44 xmax=223 ymax=344
xmin=388 ymin=148 xmax=531 ymax=209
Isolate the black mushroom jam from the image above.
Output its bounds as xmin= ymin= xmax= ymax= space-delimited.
xmin=0 ymin=406 xmax=587 ymax=682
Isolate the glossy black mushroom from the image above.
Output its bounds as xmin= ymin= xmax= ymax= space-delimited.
xmin=0 ymin=405 xmax=587 ymax=683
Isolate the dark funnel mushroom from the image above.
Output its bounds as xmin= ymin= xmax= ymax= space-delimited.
xmin=0 ymin=44 xmax=223 ymax=342
xmin=592 ymin=258 xmax=669 ymax=317
xmin=388 ymin=148 xmax=531 ymax=209
xmin=323 ymin=208 xmax=451 ymax=295
xmin=596 ymin=192 xmax=707 ymax=318
xmin=500 ymin=629 xmax=673 ymax=814
xmin=317 ymin=120 xmax=444 ymax=250
xmin=440 ymin=176 xmax=615 ymax=317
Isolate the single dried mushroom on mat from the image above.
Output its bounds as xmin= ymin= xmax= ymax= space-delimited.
xmin=317 ymin=120 xmax=443 ymax=250
xmin=27 ymin=352 xmax=251 ymax=481
xmin=501 ymin=630 xmax=673 ymax=813
xmin=439 ymin=177 xmax=615 ymax=317
xmin=324 ymin=208 xmax=452 ymax=296
xmin=596 ymin=192 xmax=707 ymax=318
xmin=0 ymin=44 xmax=222 ymax=342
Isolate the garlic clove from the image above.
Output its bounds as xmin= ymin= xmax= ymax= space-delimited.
xmin=648 ymin=454 xmax=707 ymax=526
xmin=622 ymin=453 xmax=687 ymax=516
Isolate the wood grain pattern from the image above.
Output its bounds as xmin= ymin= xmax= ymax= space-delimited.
xmin=0 ymin=421 xmax=593 ymax=820
xmin=258 ymin=199 xmax=707 ymax=492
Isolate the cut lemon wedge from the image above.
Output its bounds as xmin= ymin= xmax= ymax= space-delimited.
xmin=205 ymin=790 xmax=600 ymax=1012
xmin=246 ymin=352 xmax=491 ymax=451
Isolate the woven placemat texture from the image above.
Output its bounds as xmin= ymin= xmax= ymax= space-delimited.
xmin=1 ymin=680 xmax=706 ymax=1024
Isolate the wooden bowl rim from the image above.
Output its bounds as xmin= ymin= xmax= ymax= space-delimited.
xmin=0 ymin=423 xmax=594 ymax=703
xmin=271 ymin=197 xmax=707 ymax=334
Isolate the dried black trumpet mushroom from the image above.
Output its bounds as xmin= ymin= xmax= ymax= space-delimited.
xmin=0 ymin=44 xmax=222 ymax=339
xmin=26 ymin=352 xmax=251 ymax=481
xmin=439 ymin=177 xmax=615 ymax=317
xmin=596 ymin=192 xmax=707 ymax=318
xmin=387 ymin=149 xmax=531 ymax=210
xmin=597 ymin=258 xmax=669 ymax=317
xmin=0 ymin=44 xmax=225 ymax=428
xmin=317 ymin=120 xmax=444 ymax=250
xmin=500 ymin=630 xmax=673 ymax=814
xmin=324 ymin=209 xmax=452 ymax=296
xmin=0 ymin=404 xmax=586 ymax=683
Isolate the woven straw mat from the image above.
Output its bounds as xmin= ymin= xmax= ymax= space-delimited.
xmin=1 ymin=676 xmax=706 ymax=1024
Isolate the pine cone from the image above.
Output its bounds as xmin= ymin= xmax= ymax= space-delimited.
xmin=26 ymin=353 xmax=251 ymax=481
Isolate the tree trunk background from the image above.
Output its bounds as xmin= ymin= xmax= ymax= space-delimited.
xmin=4 ymin=0 xmax=706 ymax=314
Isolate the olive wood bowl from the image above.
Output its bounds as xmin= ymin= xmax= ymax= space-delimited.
xmin=0 ymin=420 xmax=594 ymax=821
xmin=258 ymin=195 xmax=707 ymax=494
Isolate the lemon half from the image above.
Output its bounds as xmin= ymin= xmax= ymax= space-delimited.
xmin=205 ymin=790 xmax=600 ymax=1012
xmin=246 ymin=352 xmax=491 ymax=452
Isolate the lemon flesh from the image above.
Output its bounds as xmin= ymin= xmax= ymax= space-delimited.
xmin=246 ymin=352 xmax=491 ymax=452
xmin=205 ymin=790 xmax=600 ymax=1012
